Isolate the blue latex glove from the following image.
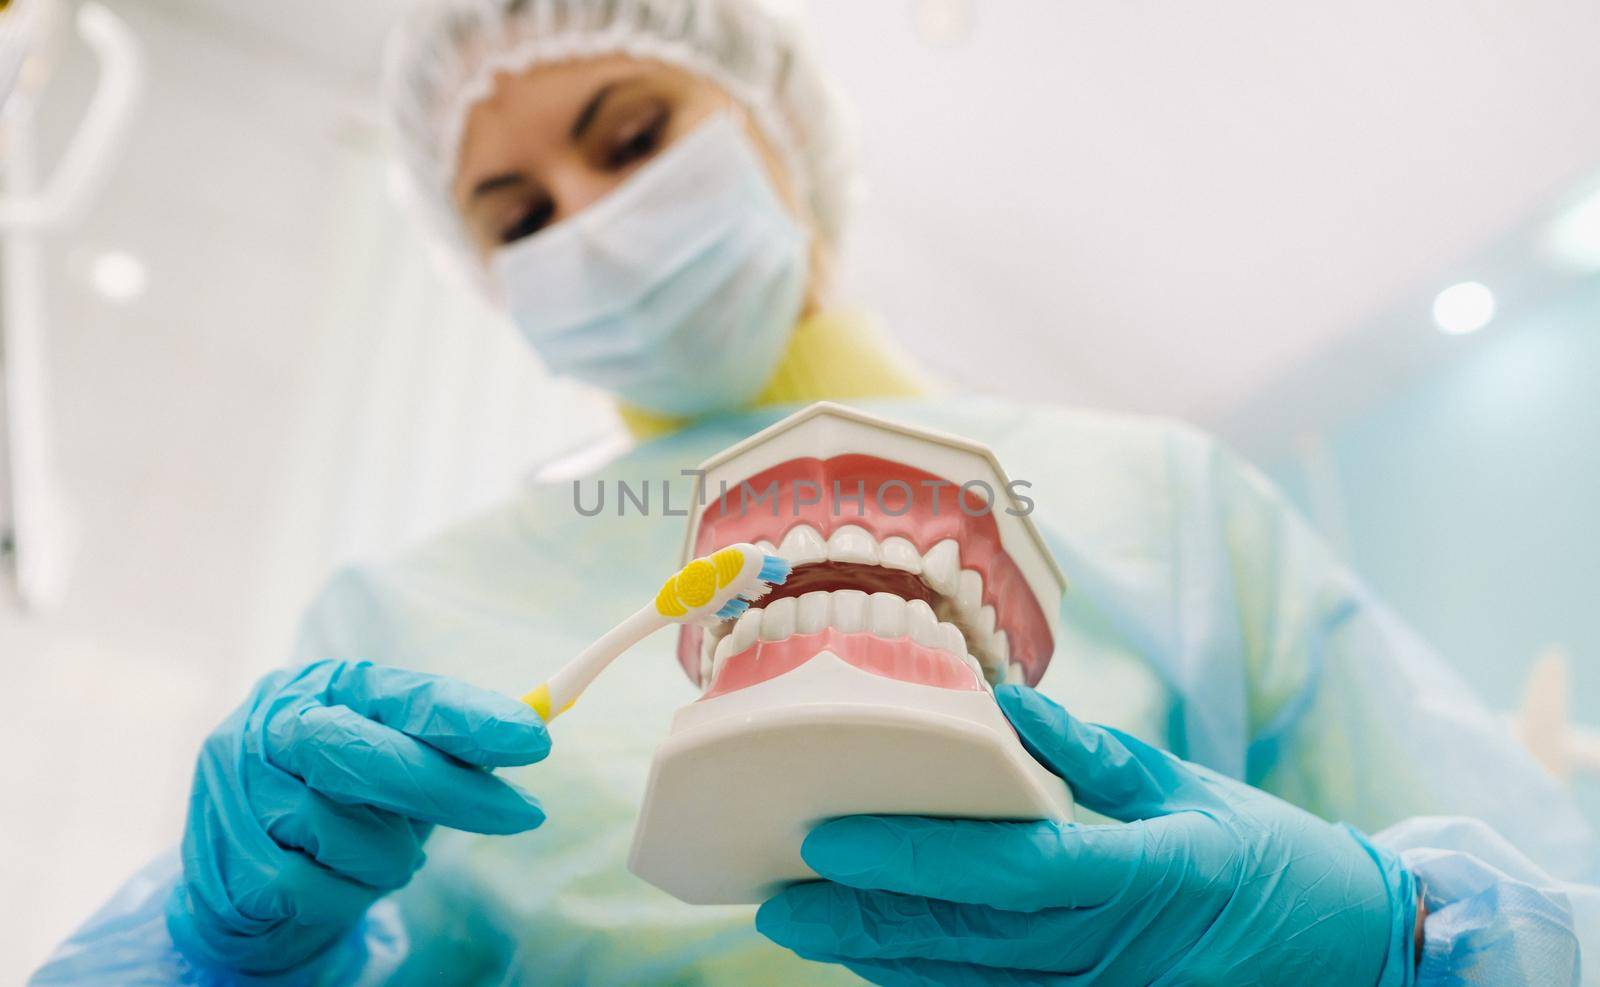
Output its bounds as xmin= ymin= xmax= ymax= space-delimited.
xmin=166 ymin=659 xmax=550 ymax=976
xmin=759 ymin=685 xmax=1420 ymax=986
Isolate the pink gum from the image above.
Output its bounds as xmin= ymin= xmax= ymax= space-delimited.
xmin=703 ymin=627 xmax=985 ymax=700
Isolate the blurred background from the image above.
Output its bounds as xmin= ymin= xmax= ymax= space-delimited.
xmin=3 ymin=0 xmax=1598 ymax=976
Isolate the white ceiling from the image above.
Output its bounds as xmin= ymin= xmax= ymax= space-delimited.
xmin=154 ymin=0 xmax=1600 ymax=435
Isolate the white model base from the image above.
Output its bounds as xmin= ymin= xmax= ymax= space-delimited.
xmin=629 ymin=652 xmax=1075 ymax=904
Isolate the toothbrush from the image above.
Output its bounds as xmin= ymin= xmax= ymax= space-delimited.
xmin=522 ymin=542 xmax=791 ymax=723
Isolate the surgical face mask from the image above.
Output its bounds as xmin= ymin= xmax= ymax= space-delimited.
xmin=493 ymin=112 xmax=810 ymax=418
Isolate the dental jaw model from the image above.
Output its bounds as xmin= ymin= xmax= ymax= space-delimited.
xmin=629 ymin=403 xmax=1073 ymax=904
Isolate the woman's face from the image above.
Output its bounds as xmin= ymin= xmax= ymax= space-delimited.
xmin=451 ymin=55 xmax=804 ymax=262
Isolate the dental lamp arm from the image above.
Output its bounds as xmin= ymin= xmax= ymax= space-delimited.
xmin=2 ymin=3 xmax=142 ymax=610
xmin=0 ymin=3 xmax=144 ymax=231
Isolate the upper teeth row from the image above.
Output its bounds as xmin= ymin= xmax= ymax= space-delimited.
xmin=701 ymin=590 xmax=991 ymax=690
xmin=755 ymin=524 xmax=1013 ymax=678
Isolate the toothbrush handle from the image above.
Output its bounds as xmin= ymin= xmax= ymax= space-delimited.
xmin=523 ymin=604 xmax=666 ymax=722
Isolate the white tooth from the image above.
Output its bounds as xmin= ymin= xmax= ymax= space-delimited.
xmin=938 ymin=621 xmax=966 ymax=657
xmin=906 ymin=598 xmax=939 ymax=646
xmin=711 ymin=634 xmax=735 ymax=681
xmin=922 ymin=539 xmax=960 ymax=596
xmin=797 ymin=590 xmax=831 ymax=633
xmin=731 ymin=609 xmax=762 ymax=652
xmin=972 ymin=605 xmax=997 ymax=641
xmin=778 ymin=524 xmax=828 ymax=565
xmin=700 ymin=629 xmax=718 ymax=670
xmin=700 ymin=647 xmax=712 ymax=685
xmin=831 ymin=589 xmax=867 ymax=632
xmin=878 ymin=536 xmax=923 ymax=573
xmin=760 ymin=596 xmax=797 ymax=641
xmin=976 ymin=651 xmax=1006 ymax=681
xmin=756 ymin=539 xmax=777 ymax=556
xmin=1004 ymin=663 xmax=1026 ymax=685
xmin=992 ymin=630 xmax=1010 ymax=665
xmin=956 ymin=569 xmax=983 ymax=614
xmin=827 ymin=524 xmax=879 ymax=565
xmin=965 ymin=653 xmax=990 ymax=686
xmin=869 ymin=592 xmax=906 ymax=636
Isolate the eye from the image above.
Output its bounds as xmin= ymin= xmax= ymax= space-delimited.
xmin=500 ymin=198 xmax=555 ymax=245
xmin=605 ymin=108 xmax=668 ymax=169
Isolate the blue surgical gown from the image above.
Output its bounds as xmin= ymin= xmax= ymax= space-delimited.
xmin=31 ymin=397 xmax=1600 ymax=985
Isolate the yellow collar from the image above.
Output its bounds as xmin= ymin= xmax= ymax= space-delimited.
xmin=617 ymin=310 xmax=931 ymax=439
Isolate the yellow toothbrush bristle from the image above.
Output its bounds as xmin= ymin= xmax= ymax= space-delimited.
xmin=711 ymin=546 xmax=744 ymax=584
xmin=654 ymin=546 xmax=755 ymax=619
xmin=677 ymin=559 xmax=717 ymax=607
xmin=654 ymin=581 xmax=687 ymax=617
xmin=656 ymin=558 xmax=714 ymax=616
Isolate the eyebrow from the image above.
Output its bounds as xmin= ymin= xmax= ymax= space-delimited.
xmin=570 ymin=81 xmax=620 ymax=141
xmin=470 ymin=172 xmax=527 ymax=201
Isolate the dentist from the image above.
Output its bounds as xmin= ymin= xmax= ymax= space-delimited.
xmin=34 ymin=1 xmax=1597 ymax=984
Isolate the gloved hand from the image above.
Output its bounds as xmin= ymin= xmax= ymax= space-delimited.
xmin=166 ymin=659 xmax=551 ymax=976
xmin=758 ymin=685 xmax=1420 ymax=986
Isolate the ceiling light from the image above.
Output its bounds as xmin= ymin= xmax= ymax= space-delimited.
xmin=1545 ymin=186 xmax=1600 ymax=273
xmin=1431 ymin=281 xmax=1495 ymax=336
xmin=89 ymin=249 xmax=146 ymax=303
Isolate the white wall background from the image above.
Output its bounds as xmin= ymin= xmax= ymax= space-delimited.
xmin=4 ymin=0 xmax=1599 ymax=978
xmin=2 ymin=3 xmax=609 ymax=973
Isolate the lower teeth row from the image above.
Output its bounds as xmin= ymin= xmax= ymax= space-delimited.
xmin=702 ymin=590 xmax=992 ymax=689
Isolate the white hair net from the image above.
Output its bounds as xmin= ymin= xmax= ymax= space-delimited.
xmin=382 ymin=0 xmax=857 ymax=284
